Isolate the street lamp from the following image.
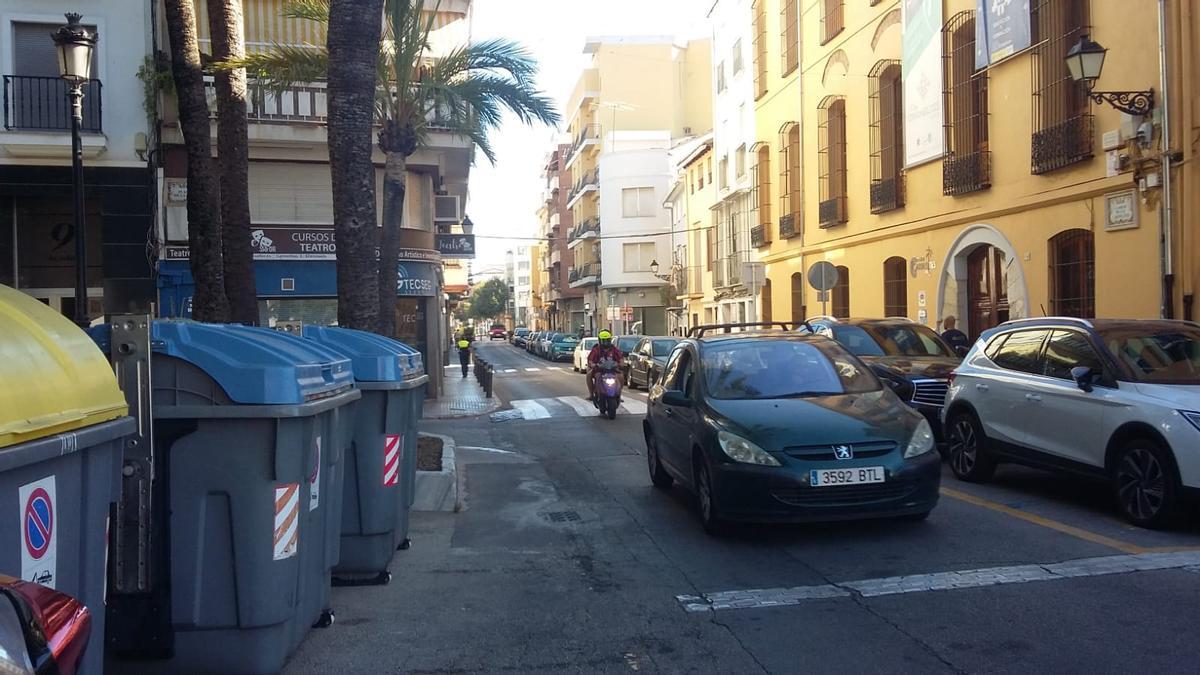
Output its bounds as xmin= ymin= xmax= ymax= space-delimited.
xmin=649 ymin=259 xmax=673 ymax=282
xmin=1065 ymin=34 xmax=1154 ymax=117
xmin=460 ymin=214 xmax=474 ymax=235
xmin=52 ymin=13 xmax=97 ymax=328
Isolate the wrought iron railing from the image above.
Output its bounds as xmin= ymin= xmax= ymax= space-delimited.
xmin=1031 ymin=114 xmax=1093 ymax=175
xmin=3 ymin=75 xmax=102 ymax=132
xmin=567 ymin=168 xmax=600 ymax=204
xmin=778 ymin=213 xmax=800 ymax=239
xmin=568 ymin=123 xmax=601 ymax=161
xmin=750 ymin=224 xmax=772 ymax=248
xmin=943 ymin=150 xmax=991 ymax=196
xmin=818 ymin=196 xmax=847 ymax=228
xmin=568 ymin=262 xmax=600 ymax=285
xmin=870 ymin=175 xmax=905 ymax=213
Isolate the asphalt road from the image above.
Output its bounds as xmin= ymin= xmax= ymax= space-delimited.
xmin=286 ymin=341 xmax=1200 ymax=674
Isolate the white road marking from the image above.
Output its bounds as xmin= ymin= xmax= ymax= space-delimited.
xmin=503 ymin=369 xmax=518 ymax=373
xmin=677 ymin=551 xmax=1200 ymax=613
xmin=618 ymin=399 xmax=648 ymax=415
xmin=556 ymin=396 xmax=598 ymax=416
xmin=524 ymin=367 xmax=541 ymax=372
xmin=510 ymin=399 xmax=551 ymax=420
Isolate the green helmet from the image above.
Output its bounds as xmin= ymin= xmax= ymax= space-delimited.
xmin=598 ymin=329 xmax=613 ymax=347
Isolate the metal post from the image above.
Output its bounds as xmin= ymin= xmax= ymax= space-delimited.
xmin=70 ymin=82 xmax=89 ymax=327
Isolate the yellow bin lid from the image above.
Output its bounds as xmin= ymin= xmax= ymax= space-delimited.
xmin=0 ymin=285 xmax=128 ymax=448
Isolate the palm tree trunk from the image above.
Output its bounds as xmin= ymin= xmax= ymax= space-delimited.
xmin=326 ymin=0 xmax=385 ymax=331
xmin=163 ymin=0 xmax=229 ymax=322
xmin=377 ymin=150 xmax=408 ymax=337
xmin=207 ymin=0 xmax=258 ymax=325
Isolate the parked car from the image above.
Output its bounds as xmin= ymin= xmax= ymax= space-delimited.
xmin=526 ymin=331 xmax=541 ymax=353
xmin=574 ymin=337 xmax=599 ymax=372
xmin=512 ymin=327 xmax=531 ymax=346
xmin=489 ymin=323 xmax=507 ymax=340
xmin=537 ymin=332 xmax=560 ymax=359
xmin=943 ymin=317 xmax=1200 ymax=528
xmin=644 ymin=327 xmax=940 ymax=533
xmin=0 ymin=574 xmax=92 ymax=675
xmin=550 ymin=334 xmax=580 ymax=362
xmin=808 ymin=317 xmax=960 ymax=443
xmin=627 ymin=336 xmax=681 ymax=389
xmin=615 ymin=335 xmax=641 ymax=383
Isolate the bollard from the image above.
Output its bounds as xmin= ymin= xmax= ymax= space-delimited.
xmin=485 ymin=365 xmax=494 ymax=398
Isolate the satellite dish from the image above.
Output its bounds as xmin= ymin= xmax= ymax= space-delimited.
xmin=807 ymin=261 xmax=840 ymax=292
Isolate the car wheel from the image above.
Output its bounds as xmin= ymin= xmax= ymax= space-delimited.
xmin=946 ymin=412 xmax=996 ymax=482
xmin=1112 ymin=439 xmax=1181 ymax=529
xmin=694 ymin=454 xmax=723 ymax=535
xmin=645 ymin=428 xmax=673 ymax=489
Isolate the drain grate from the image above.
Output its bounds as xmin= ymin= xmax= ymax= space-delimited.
xmin=543 ymin=510 xmax=581 ymax=523
xmin=489 ymin=409 xmax=525 ymax=423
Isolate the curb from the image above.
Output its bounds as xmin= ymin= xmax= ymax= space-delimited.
xmin=413 ymin=432 xmax=460 ymax=512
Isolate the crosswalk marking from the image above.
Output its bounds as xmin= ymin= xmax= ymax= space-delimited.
xmin=511 ymin=399 xmax=552 ymax=419
xmin=618 ymin=399 xmax=648 ymax=415
xmin=555 ymin=396 xmax=596 ymax=416
xmin=524 ymin=367 xmax=541 ymax=372
xmin=498 ymin=396 xmax=648 ymax=421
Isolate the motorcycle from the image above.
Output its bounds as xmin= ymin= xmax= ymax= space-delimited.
xmin=593 ymin=357 xmax=623 ymax=420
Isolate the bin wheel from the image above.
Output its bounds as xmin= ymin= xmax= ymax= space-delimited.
xmin=382 ymin=571 xmax=393 ymax=585
xmin=397 ymin=538 xmax=412 ymax=551
xmin=314 ymin=609 xmax=335 ymax=629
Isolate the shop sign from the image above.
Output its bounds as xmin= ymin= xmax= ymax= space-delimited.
xmin=435 ymin=234 xmax=476 ymax=258
xmin=910 ymin=248 xmax=937 ymax=278
xmin=974 ymin=0 xmax=1033 ymax=68
xmin=396 ymin=262 xmax=439 ymax=297
xmin=1104 ymin=190 xmax=1139 ymax=231
xmin=164 ymin=232 xmax=445 ymax=263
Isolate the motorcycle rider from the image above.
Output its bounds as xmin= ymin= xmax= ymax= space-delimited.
xmin=586 ymin=330 xmax=624 ymax=406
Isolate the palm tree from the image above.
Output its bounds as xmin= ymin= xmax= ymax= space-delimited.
xmin=223 ymin=0 xmax=559 ymax=335
xmin=163 ymin=0 xmax=229 ymax=322
xmin=206 ymin=0 xmax=258 ymax=325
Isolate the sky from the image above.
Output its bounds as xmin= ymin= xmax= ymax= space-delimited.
xmin=464 ymin=0 xmax=711 ymax=271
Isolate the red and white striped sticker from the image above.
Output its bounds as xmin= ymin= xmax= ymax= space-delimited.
xmin=383 ymin=435 xmax=402 ymax=487
xmin=273 ymin=483 xmax=300 ymax=561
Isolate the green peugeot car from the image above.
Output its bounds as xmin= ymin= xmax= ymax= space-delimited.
xmin=643 ymin=326 xmax=941 ymax=534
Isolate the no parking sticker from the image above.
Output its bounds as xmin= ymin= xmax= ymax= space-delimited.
xmin=20 ymin=477 xmax=57 ymax=588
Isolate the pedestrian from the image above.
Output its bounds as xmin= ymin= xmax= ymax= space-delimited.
xmin=941 ymin=316 xmax=970 ymax=355
xmin=578 ymin=324 xmax=586 ymax=340
xmin=457 ymin=337 xmax=472 ymax=378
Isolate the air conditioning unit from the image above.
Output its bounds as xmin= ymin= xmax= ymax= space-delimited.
xmin=434 ymin=195 xmax=461 ymax=223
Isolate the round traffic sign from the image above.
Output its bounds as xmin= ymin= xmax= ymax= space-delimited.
xmin=807 ymin=261 xmax=840 ymax=291
xmin=24 ymin=487 xmax=53 ymax=559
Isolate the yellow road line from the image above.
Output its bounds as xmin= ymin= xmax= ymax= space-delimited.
xmin=940 ymin=487 xmax=1200 ymax=555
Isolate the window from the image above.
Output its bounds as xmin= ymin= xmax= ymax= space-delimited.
xmin=697 ymin=165 xmax=705 ymax=189
xmin=702 ymin=341 xmax=879 ymax=400
xmin=717 ymin=61 xmax=727 ymax=93
xmin=817 ymin=97 xmax=847 ymax=227
xmin=753 ymin=0 xmax=769 ymax=100
xmin=735 ymin=144 xmax=747 ymax=177
xmin=791 ymin=272 xmax=806 ymax=323
xmin=1049 ymin=229 xmax=1095 ymax=318
xmin=719 ymin=157 xmax=729 ymax=189
xmin=821 ymin=0 xmax=844 ymax=45
xmin=869 ymin=60 xmax=905 ymax=213
xmin=761 ymin=278 xmax=773 ymax=323
xmin=1098 ymin=325 xmax=1200 ymax=384
xmin=883 ymin=257 xmax=908 ymax=317
xmin=732 ymin=39 xmax=744 ymax=74
xmin=621 ymin=187 xmax=656 ymax=217
xmin=10 ymin=21 xmax=101 ymax=132
xmin=778 ymin=124 xmax=802 ymax=238
xmin=707 ymin=226 xmax=717 ymax=272
xmin=1031 ymin=0 xmax=1092 ymax=174
xmin=518 ymin=275 xmax=530 ymax=285
xmin=518 ymin=260 xmax=530 ymax=270
xmin=1042 ymin=330 xmax=1104 ymax=380
xmin=991 ymin=330 xmax=1048 ymax=373
xmin=623 ymin=242 xmax=657 ymax=272
xmin=943 ymin=11 xmax=990 ymax=196
xmin=781 ymin=0 xmax=799 ymax=75
xmin=706 ymin=158 xmax=713 ymax=184
xmin=831 ymin=265 xmax=850 ymax=319
xmin=755 ymin=145 xmax=772 ymax=235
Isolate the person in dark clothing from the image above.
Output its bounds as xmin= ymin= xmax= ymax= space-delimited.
xmin=457 ymin=337 xmax=472 ymax=378
xmin=941 ymin=316 xmax=971 ymax=355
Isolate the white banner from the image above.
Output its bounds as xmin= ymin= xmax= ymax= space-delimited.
xmin=902 ymin=0 xmax=945 ymax=167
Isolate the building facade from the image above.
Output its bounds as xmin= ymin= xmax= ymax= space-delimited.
xmin=1 ymin=1 xmax=157 ymax=319
xmin=560 ymin=36 xmax=712 ymax=336
xmin=665 ymin=133 xmax=717 ymax=334
xmin=538 ymin=143 xmax=585 ymax=332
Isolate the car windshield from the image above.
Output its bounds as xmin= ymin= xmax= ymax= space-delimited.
xmin=580 ymin=338 xmax=598 ymax=349
xmin=827 ymin=326 xmax=887 ymax=357
xmin=1100 ymin=325 xmax=1200 ymax=384
xmin=555 ymin=336 xmax=578 ymax=344
xmin=652 ymin=339 xmax=679 ymax=357
xmin=859 ymin=324 xmax=955 ymax=358
xmin=515 ymin=328 xmax=529 ymax=335
xmin=616 ymin=337 xmax=640 ymax=352
xmin=701 ymin=340 xmax=880 ymax=400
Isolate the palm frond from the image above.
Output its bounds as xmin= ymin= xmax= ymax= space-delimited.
xmin=281 ymin=0 xmax=330 ymax=23
xmin=216 ymin=44 xmax=330 ymax=94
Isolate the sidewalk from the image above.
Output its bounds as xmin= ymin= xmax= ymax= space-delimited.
xmin=422 ymin=367 xmax=502 ymax=419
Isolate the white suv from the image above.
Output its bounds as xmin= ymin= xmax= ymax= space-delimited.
xmin=943 ymin=317 xmax=1200 ymax=528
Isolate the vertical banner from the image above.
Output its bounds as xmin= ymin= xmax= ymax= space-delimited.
xmin=902 ymin=0 xmax=945 ymax=167
xmin=977 ymin=0 xmax=1033 ymax=67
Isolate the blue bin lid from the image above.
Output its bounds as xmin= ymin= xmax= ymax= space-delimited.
xmin=301 ymin=326 xmax=421 ymax=383
xmin=151 ymin=321 xmax=354 ymax=405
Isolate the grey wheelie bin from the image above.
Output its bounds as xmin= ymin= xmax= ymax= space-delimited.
xmin=0 ymin=285 xmax=133 ymax=675
xmin=391 ymin=342 xmax=425 ymax=545
xmin=104 ymin=321 xmax=359 ymax=675
xmin=302 ymin=326 xmax=429 ymax=581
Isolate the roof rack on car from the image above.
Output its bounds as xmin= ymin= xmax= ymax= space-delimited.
xmin=999 ymin=316 xmax=1095 ymax=329
xmin=688 ymin=322 xmax=794 ymax=338
xmin=807 ymin=315 xmax=839 ymax=323
xmin=882 ymin=316 xmax=916 ymax=323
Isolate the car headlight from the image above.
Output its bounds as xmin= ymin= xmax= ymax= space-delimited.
xmin=1181 ymin=410 xmax=1200 ymax=432
xmin=904 ymin=418 xmax=935 ymax=458
xmin=717 ymin=431 xmax=781 ymax=466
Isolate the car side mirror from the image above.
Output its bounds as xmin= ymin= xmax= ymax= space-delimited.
xmin=954 ymin=345 xmax=969 ymax=358
xmin=662 ymin=390 xmax=692 ymax=407
xmin=1070 ymin=366 xmax=1095 ymax=392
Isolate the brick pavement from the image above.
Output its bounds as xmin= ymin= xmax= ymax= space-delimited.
xmin=422 ymin=368 xmax=501 ymax=419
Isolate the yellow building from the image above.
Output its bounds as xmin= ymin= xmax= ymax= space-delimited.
xmin=756 ymin=0 xmax=1188 ymax=338
xmin=528 ymin=243 xmax=544 ymax=329
xmin=666 ymin=135 xmax=718 ymax=332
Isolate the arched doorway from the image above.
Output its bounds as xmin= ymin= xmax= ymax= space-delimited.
xmin=966 ymin=245 xmax=1010 ymax=339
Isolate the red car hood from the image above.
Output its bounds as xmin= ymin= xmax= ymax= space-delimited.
xmin=0 ymin=574 xmax=91 ymax=675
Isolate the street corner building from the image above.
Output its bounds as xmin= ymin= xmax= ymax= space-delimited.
xmin=746 ymin=0 xmax=1200 ymax=335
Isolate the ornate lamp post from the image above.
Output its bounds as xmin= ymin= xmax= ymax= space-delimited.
xmin=52 ymin=13 xmax=97 ymax=327
xmin=1065 ymin=34 xmax=1154 ymax=116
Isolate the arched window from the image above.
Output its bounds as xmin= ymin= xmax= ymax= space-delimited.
xmin=751 ymin=145 xmax=772 ymax=247
xmin=761 ymin=278 xmax=773 ymax=323
xmin=1049 ymin=229 xmax=1094 ymax=317
xmin=869 ymin=60 xmax=904 ymax=213
xmin=791 ymin=272 xmax=806 ymax=323
xmin=942 ymin=10 xmax=990 ymax=195
xmin=884 ymin=256 xmax=908 ymax=317
xmin=818 ymin=96 xmax=847 ymax=227
xmin=778 ymin=123 xmax=802 ymax=239
xmin=832 ymin=265 xmax=850 ymax=318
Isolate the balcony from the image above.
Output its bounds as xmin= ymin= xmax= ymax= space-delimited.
xmin=750 ymin=224 xmax=772 ymax=248
xmin=568 ymin=216 xmax=600 ymax=248
xmin=550 ymin=248 xmax=562 ymax=266
xmin=564 ymin=123 xmax=600 ymax=170
xmin=568 ymin=262 xmax=601 ymax=288
xmin=779 ymin=213 xmax=800 ymax=240
xmin=567 ymin=168 xmax=600 ymax=208
xmin=943 ymin=151 xmax=991 ymax=196
xmin=1031 ymin=115 xmax=1093 ymax=175
xmin=870 ymin=175 xmax=905 ymax=214
xmin=3 ymin=75 xmax=102 ymax=132
xmin=818 ymin=197 xmax=848 ymax=228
